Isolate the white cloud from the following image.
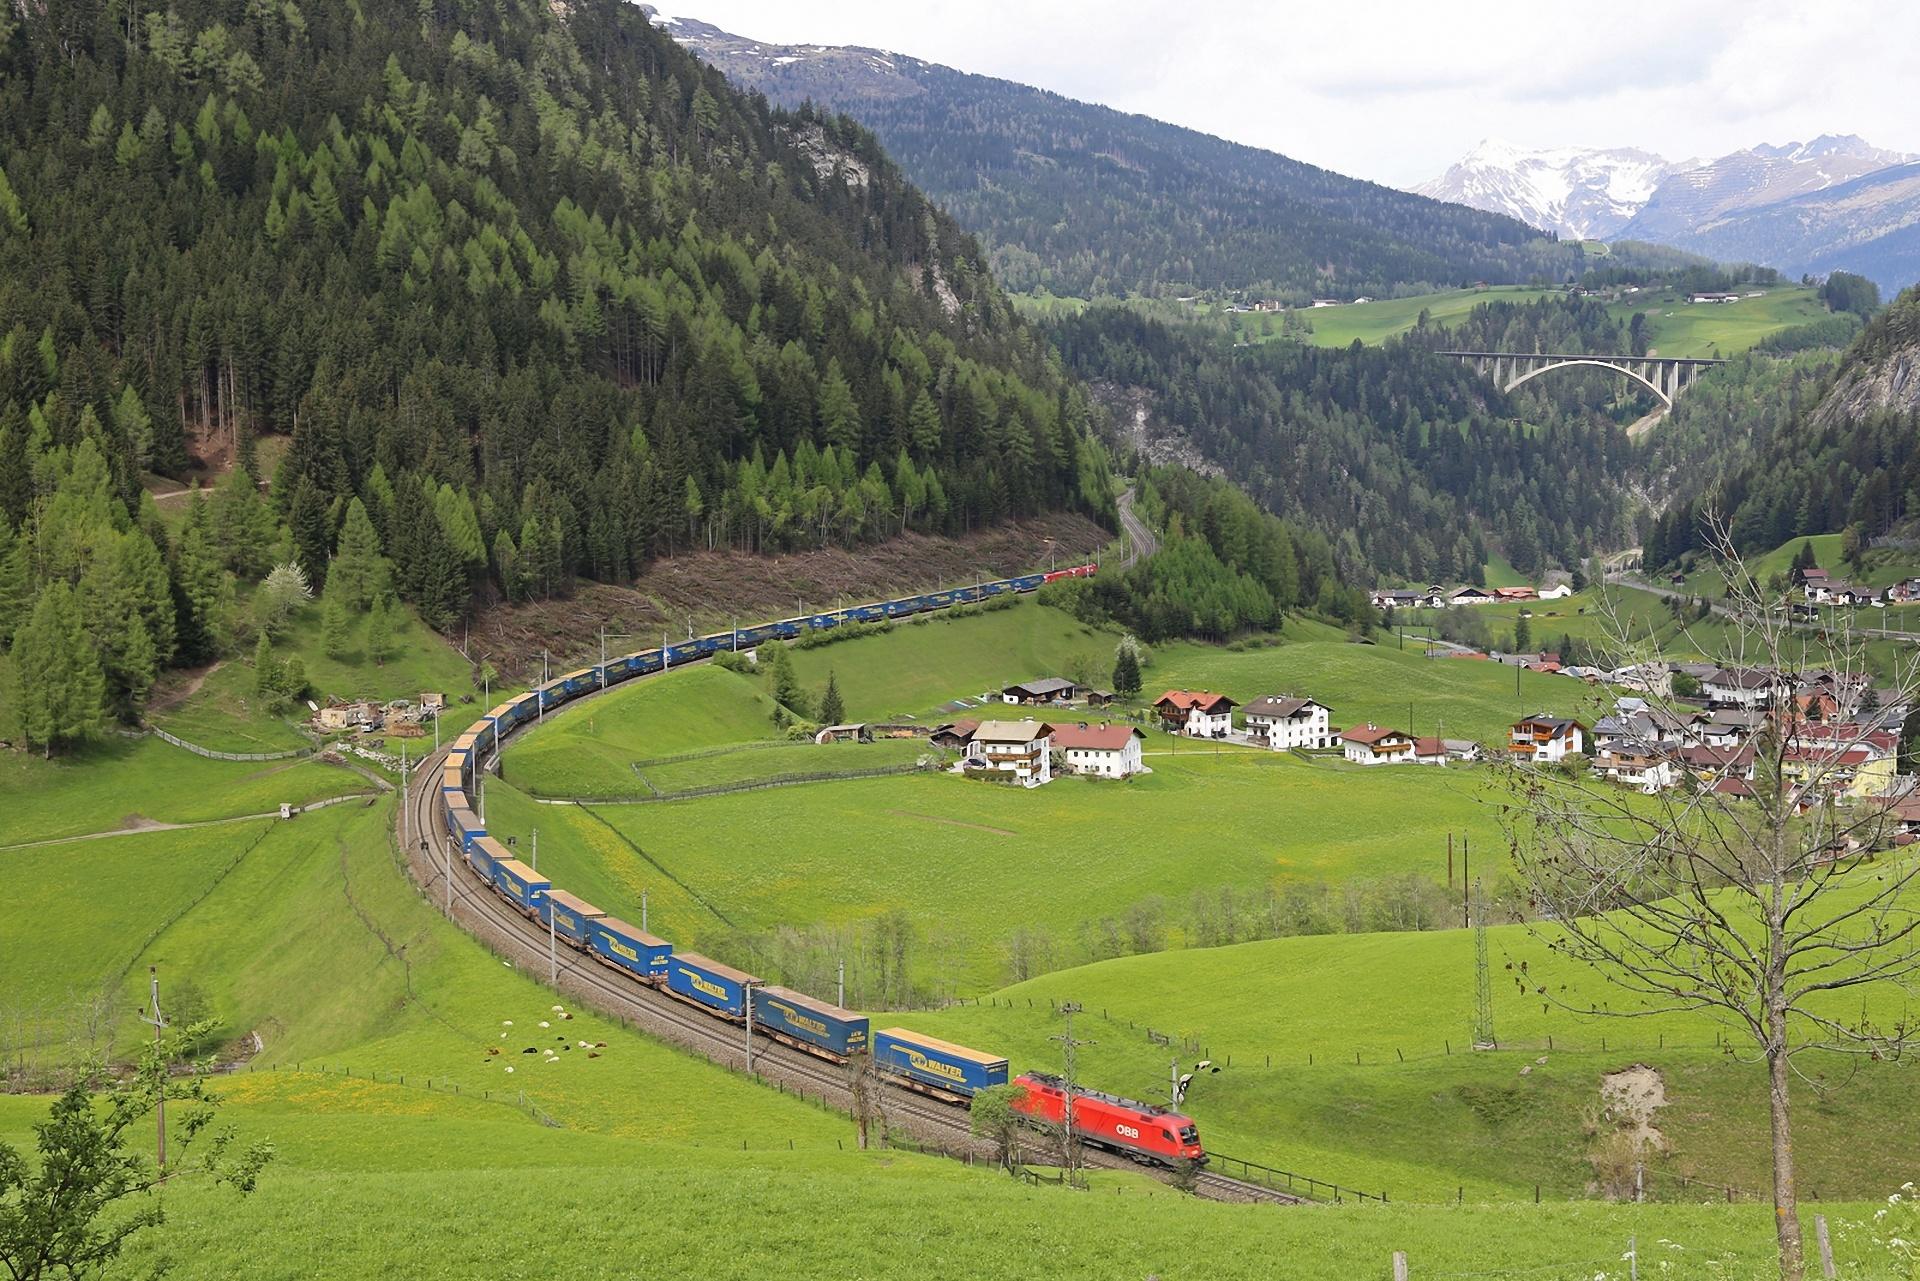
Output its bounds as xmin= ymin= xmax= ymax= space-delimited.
xmin=664 ymin=0 xmax=1920 ymax=186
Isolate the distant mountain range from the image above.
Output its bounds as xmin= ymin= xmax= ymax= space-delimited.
xmin=649 ymin=9 xmax=1585 ymax=300
xmin=1420 ymin=136 xmax=1919 ymax=291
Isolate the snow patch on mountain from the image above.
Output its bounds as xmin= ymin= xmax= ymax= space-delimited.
xmin=1414 ymin=140 xmax=1678 ymax=239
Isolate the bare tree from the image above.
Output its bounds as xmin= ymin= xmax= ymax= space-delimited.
xmin=1502 ymin=520 xmax=1920 ymax=1281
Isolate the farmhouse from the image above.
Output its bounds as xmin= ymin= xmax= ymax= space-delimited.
xmin=1371 ymin=589 xmax=1424 ymax=610
xmin=1492 ymin=587 xmax=1536 ymax=602
xmin=1341 ymin=723 xmax=1415 ymax=766
xmin=1002 ymin=678 xmax=1082 ymax=706
xmin=1241 ymin=696 xmax=1335 ymax=750
xmin=1509 ymin=714 xmax=1585 ymax=763
xmin=1442 ymin=738 xmax=1484 ymax=762
xmin=1154 ymin=690 xmax=1237 ymax=738
xmin=1798 ymin=568 xmax=1832 ymax=601
xmin=1595 ymin=740 xmax=1676 ymax=793
xmin=965 ymin=720 xmax=1053 ymax=787
xmin=1450 ymin=586 xmax=1496 ymax=606
xmin=928 ymin=720 xmax=979 ymax=751
xmin=1051 ymin=723 xmax=1146 ymax=778
xmin=1411 ymin=736 xmax=1449 ymax=767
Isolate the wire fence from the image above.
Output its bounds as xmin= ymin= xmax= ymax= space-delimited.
xmin=148 ymin=725 xmax=314 ymax=762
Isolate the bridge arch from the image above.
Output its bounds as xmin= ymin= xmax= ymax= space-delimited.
xmin=1504 ymin=358 xmax=1671 ymax=408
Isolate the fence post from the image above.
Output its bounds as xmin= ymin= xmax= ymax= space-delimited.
xmin=1815 ymin=1215 xmax=1836 ymax=1279
xmin=1627 ymin=1234 xmax=1637 ymax=1281
xmin=1392 ymin=1251 xmax=1408 ymax=1281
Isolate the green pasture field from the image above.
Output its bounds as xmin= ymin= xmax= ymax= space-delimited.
xmin=1283 ymin=287 xmax=1556 ymax=347
xmin=147 ymin=658 xmax=314 ymax=754
xmin=0 ymin=735 xmax=368 ymax=846
xmin=0 ymin=1078 xmax=1836 ymax=1280
xmin=267 ymin=590 xmax=478 ymax=706
xmin=1605 ymin=286 xmax=1827 ymax=359
xmin=489 ymin=753 xmax=1509 ymax=993
xmin=898 ymin=886 xmax=1920 ymax=1202
xmin=782 ymin=602 xmax=1124 ymax=720
xmin=1149 ymin=636 xmax=1588 ymax=744
xmin=1681 ymin=532 xmax=1920 ymax=600
xmin=502 ymin=663 xmax=788 ymax=797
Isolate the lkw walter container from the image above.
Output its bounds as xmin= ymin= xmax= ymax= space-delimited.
xmin=871 ymin=1028 xmax=1007 ymax=1098
xmin=540 ymin=889 xmax=605 ymax=948
xmin=588 ymin=916 xmax=671 ymax=982
xmin=665 ymin=952 xmax=756 ymax=1019
xmin=491 ymin=858 xmax=550 ymax=918
xmin=750 ymin=986 xmax=869 ymax=1059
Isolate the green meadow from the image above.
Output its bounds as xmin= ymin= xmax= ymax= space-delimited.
xmin=1291 ymin=287 xmax=1560 ymax=347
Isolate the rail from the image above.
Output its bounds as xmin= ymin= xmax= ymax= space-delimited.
xmin=1206 ymin=1151 xmax=1387 ymax=1204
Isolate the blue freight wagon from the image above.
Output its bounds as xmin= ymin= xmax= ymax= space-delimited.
xmin=588 ymin=916 xmax=671 ymax=982
xmin=492 ymin=858 xmax=550 ymax=918
xmin=666 ymin=952 xmax=756 ymax=1019
xmin=751 ymin=986 xmax=869 ymax=1060
xmin=468 ymin=835 xmax=509 ymax=883
xmin=447 ymin=806 xmax=485 ymax=855
xmin=872 ymin=1028 xmax=1008 ymax=1099
xmin=540 ymin=889 xmax=605 ymax=948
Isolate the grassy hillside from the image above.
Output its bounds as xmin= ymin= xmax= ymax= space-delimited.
xmin=896 ymin=905 xmax=1920 ymax=1202
xmin=0 ymin=737 xmax=370 ymax=846
xmin=1283 ymin=285 xmax=1824 ymax=356
xmin=782 ymin=602 xmax=1124 ymax=720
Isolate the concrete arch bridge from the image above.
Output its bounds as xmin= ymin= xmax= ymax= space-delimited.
xmin=1439 ymin=350 xmax=1727 ymax=431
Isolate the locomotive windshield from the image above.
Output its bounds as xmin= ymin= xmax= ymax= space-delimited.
xmin=1178 ymin=1125 xmax=1199 ymax=1143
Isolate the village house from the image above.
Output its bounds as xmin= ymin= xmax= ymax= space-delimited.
xmin=1797 ymin=568 xmax=1832 ymax=601
xmin=1703 ymin=667 xmax=1781 ymax=710
xmin=1492 ymin=587 xmax=1536 ymax=602
xmin=1609 ymin=663 xmax=1674 ymax=698
xmin=1677 ymin=743 xmax=1757 ymax=787
xmin=928 ymin=720 xmax=979 ymax=751
xmin=1371 ymin=589 xmax=1424 ymax=610
xmin=1051 ymin=723 xmax=1146 ymax=778
xmin=1697 ymin=708 xmax=1766 ymax=747
xmin=1509 ymin=714 xmax=1586 ymax=764
xmin=1154 ymin=690 xmax=1237 ymax=738
xmin=1595 ymin=740 xmax=1676 ymax=793
xmin=1449 ymin=586 xmax=1496 ymax=606
xmin=1411 ymin=736 xmax=1449 ymax=767
xmin=1241 ymin=696 xmax=1335 ymax=750
xmin=1001 ymin=678 xmax=1082 ymax=706
xmin=1442 ymin=738 xmax=1484 ymax=763
xmin=965 ymin=720 xmax=1053 ymax=787
xmin=1341 ymin=723 xmax=1416 ymax=766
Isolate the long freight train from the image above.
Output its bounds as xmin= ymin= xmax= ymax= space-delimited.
xmin=436 ymin=563 xmax=1205 ymax=1168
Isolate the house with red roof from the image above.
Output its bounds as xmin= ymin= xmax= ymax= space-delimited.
xmin=1341 ymin=723 xmax=1415 ymax=766
xmin=1153 ymin=690 xmax=1237 ymax=738
xmin=1051 ymin=723 xmax=1146 ymax=778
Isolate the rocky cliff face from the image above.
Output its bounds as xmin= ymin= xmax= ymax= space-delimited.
xmin=1813 ymin=288 xmax=1920 ymax=426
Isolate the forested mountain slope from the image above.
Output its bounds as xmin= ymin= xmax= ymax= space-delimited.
xmin=661 ymin=14 xmax=1583 ymax=300
xmin=0 ymin=0 xmax=1121 ymax=747
xmin=1048 ymin=307 xmax=1638 ymax=581
xmin=1646 ymin=287 xmax=1920 ymax=565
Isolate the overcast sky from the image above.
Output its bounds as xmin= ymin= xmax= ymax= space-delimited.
xmin=649 ymin=0 xmax=1920 ymax=187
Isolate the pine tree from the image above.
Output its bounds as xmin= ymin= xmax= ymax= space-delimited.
xmin=819 ymin=670 xmax=844 ymax=725
xmin=818 ymin=359 xmax=863 ymax=454
xmin=11 ymin=582 xmax=106 ymax=755
xmin=321 ymin=587 xmax=350 ymax=659
xmin=330 ymin=497 xmax=387 ymax=608
xmin=1514 ymin=613 xmax=1533 ymax=654
xmin=288 ymin=476 xmax=332 ymax=591
xmin=1112 ymin=644 xmax=1142 ymax=698
xmin=367 ymin=596 xmax=394 ymax=667
xmin=253 ymin=633 xmax=277 ymax=703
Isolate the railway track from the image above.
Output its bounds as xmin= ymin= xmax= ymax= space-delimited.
xmin=395 ymin=670 xmax=1306 ymax=1206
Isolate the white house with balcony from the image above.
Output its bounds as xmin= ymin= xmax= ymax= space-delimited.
xmin=1050 ymin=723 xmax=1146 ymax=778
xmin=1242 ymin=696 xmax=1334 ymax=750
xmin=965 ymin=720 xmax=1053 ymax=787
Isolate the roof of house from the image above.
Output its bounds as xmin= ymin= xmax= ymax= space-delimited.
xmin=1004 ymin=677 xmax=1079 ymax=698
xmin=1451 ymin=586 xmax=1493 ymax=598
xmin=1514 ymin=714 xmax=1582 ymax=734
xmin=1412 ymin=736 xmax=1446 ymax=757
xmin=1242 ymin=695 xmax=1326 ymax=719
xmin=1711 ymin=777 xmax=1756 ymax=797
xmin=972 ymin=720 xmax=1052 ymax=744
xmin=1050 ymin=723 xmax=1144 ymax=752
xmin=1708 ymin=667 xmax=1779 ymax=690
xmin=1801 ymin=569 xmax=1830 ymax=582
xmin=1679 ymin=744 xmax=1756 ymax=769
xmin=931 ymin=719 xmax=979 ymax=739
xmin=1155 ymin=690 xmax=1237 ymax=713
xmin=1342 ymin=723 xmax=1410 ymax=746
xmin=1442 ymin=738 xmax=1480 ymax=753
xmin=1707 ymin=708 xmax=1767 ymax=728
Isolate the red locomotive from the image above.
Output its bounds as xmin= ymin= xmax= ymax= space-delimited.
xmin=1011 ymin=1072 xmax=1206 ymax=1167
xmin=1040 ymin=562 xmax=1098 ymax=584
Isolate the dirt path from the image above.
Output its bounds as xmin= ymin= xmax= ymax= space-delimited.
xmin=885 ymin=809 xmax=1016 ymax=836
xmin=0 ymin=792 xmax=379 ymax=854
xmin=145 ymin=660 xmax=224 ymax=714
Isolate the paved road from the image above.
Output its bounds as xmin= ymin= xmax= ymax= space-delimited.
xmin=1115 ymin=486 xmax=1158 ymax=570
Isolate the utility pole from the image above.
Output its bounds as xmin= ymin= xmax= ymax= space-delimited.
xmin=837 ymin=957 xmax=845 ymax=1009
xmin=641 ymin=887 xmax=649 ymax=934
xmin=531 ymin=828 xmax=538 ymax=872
xmin=599 ymin=628 xmax=606 ymax=690
xmin=139 ymin=967 xmax=167 ymax=1170
xmin=1051 ymin=1002 xmax=1094 ymax=1187
xmin=744 ymin=981 xmax=758 ymax=1075
xmin=438 ymin=837 xmax=449 ymax=918
xmin=1471 ymin=877 xmax=1496 ymax=1051
xmin=400 ymin=741 xmax=408 ymax=846
xmin=546 ymin=890 xmax=558 ymax=985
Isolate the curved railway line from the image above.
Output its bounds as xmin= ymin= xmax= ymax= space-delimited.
xmin=394 ymin=590 xmax=1306 ymax=1207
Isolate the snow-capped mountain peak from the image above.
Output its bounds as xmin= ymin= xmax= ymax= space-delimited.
xmin=1413 ymin=141 xmax=1676 ymax=239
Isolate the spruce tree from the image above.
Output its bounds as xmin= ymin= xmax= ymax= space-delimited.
xmin=367 ymin=597 xmax=394 ymax=667
xmin=288 ymin=476 xmax=332 ymax=591
xmin=1112 ymin=644 xmax=1142 ymax=698
xmin=321 ymin=587 xmax=350 ymax=660
xmin=819 ymin=670 xmax=844 ymax=725
xmin=253 ymin=633 xmax=277 ymax=703
xmin=330 ymin=497 xmax=387 ymax=608
xmin=11 ymin=582 xmax=106 ymax=755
